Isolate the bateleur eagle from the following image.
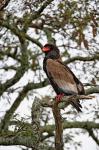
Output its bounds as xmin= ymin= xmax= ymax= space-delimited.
xmin=42 ymin=44 xmax=85 ymax=112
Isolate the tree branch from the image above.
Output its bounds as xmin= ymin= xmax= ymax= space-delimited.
xmin=65 ymin=54 xmax=99 ymax=64
xmin=85 ymin=86 xmax=99 ymax=95
xmin=25 ymin=34 xmax=42 ymax=48
xmin=4 ymin=120 xmax=99 ymax=135
xmin=0 ymin=131 xmax=40 ymax=149
xmin=40 ymin=95 xmax=95 ymax=109
xmin=41 ymin=95 xmax=94 ymax=150
xmin=87 ymin=129 xmax=99 ymax=146
xmin=42 ymin=121 xmax=99 ymax=133
xmin=0 ymin=19 xmax=42 ymax=48
xmin=0 ymin=80 xmax=48 ymax=131
xmin=52 ymin=102 xmax=63 ymax=150
xmin=0 ymin=19 xmax=30 ymax=96
xmin=31 ymin=97 xmax=42 ymax=149
xmin=0 ymin=120 xmax=98 ymax=147
xmin=0 ymin=40 xmax=28 ymax=96
xmin=0 ymin=84 xmax=94 ymax=131
xmin=23 ymin=0 xmax=54 ymax=31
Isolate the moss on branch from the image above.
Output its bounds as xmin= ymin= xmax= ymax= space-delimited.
xmin=0 ymin=120 xmax=99 ymax=147
xmin=42 ymin=121 xmax=99 ymax=133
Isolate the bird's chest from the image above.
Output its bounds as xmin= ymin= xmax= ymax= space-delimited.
xmin=43 ymin=58 xmax=62 ymax=94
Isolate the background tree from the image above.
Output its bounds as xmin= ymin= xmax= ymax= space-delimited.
xmin=0 ymin=0 xmax=99 ymax=150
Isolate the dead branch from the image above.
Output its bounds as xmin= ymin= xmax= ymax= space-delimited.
xmin=41 ymin=95 xmax=95 ymax=109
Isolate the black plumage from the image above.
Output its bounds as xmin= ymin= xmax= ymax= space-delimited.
xmin=42 ymin=44 xmax=85 ymax=112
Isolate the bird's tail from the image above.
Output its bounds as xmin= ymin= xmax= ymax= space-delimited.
xmin=70 ymin=99 xmax=82 ymax=112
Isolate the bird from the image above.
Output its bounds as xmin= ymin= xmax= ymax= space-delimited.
xmin=42 ymin=43 xmax=85 ymax=112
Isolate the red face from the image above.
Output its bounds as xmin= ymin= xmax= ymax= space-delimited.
xmin=42 ymin=44 xmax=51 ymax=52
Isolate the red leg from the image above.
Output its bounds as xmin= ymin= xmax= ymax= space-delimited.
xmin=55 ymin=93 xmax=64 ymax=102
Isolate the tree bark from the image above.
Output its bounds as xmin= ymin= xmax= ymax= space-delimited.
xmin=52 ymin=102 xmax=63 ymax=150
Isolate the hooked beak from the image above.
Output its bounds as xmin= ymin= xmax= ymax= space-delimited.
xmin=42 ymin=47 xmax=50 ymax=52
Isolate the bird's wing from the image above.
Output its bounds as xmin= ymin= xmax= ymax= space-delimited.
xmin=46 ymin=59 xmax=84 ymax=95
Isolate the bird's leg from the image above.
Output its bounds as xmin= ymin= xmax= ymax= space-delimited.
xmin=55 ymin=93 xmax=64 ymax=102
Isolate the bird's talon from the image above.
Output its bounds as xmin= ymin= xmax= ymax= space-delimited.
xmin=55 ymin=94 xmax=64 ymax=102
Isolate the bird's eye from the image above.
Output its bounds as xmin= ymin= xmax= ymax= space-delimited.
xmin=42 ymin=46 xmax=50 ymax=52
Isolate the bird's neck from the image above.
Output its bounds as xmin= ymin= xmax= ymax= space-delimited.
xmin=45 ymin=50 xmax=60 ymax=60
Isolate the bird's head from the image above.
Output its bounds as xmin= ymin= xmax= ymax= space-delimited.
xmin=42 ymin=44 xmax=60 ymax=59
xmin=42 ymin=44 xmax=55 ymax=52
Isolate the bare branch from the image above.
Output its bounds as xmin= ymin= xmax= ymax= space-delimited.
xmin=52 ymin=102 xmax=63 ymax=150
xmin=25 ymin=34 xmax=42 ymax=48
xmin=85 ymin=86 xmax=99 ymax=95
xmin=87 ymin=129 xmax=99 ymax=146
xmin=40 ymin=95 xmax=95 ymax=109
xmin=65 ymin=54 xmax=99 ymax=64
